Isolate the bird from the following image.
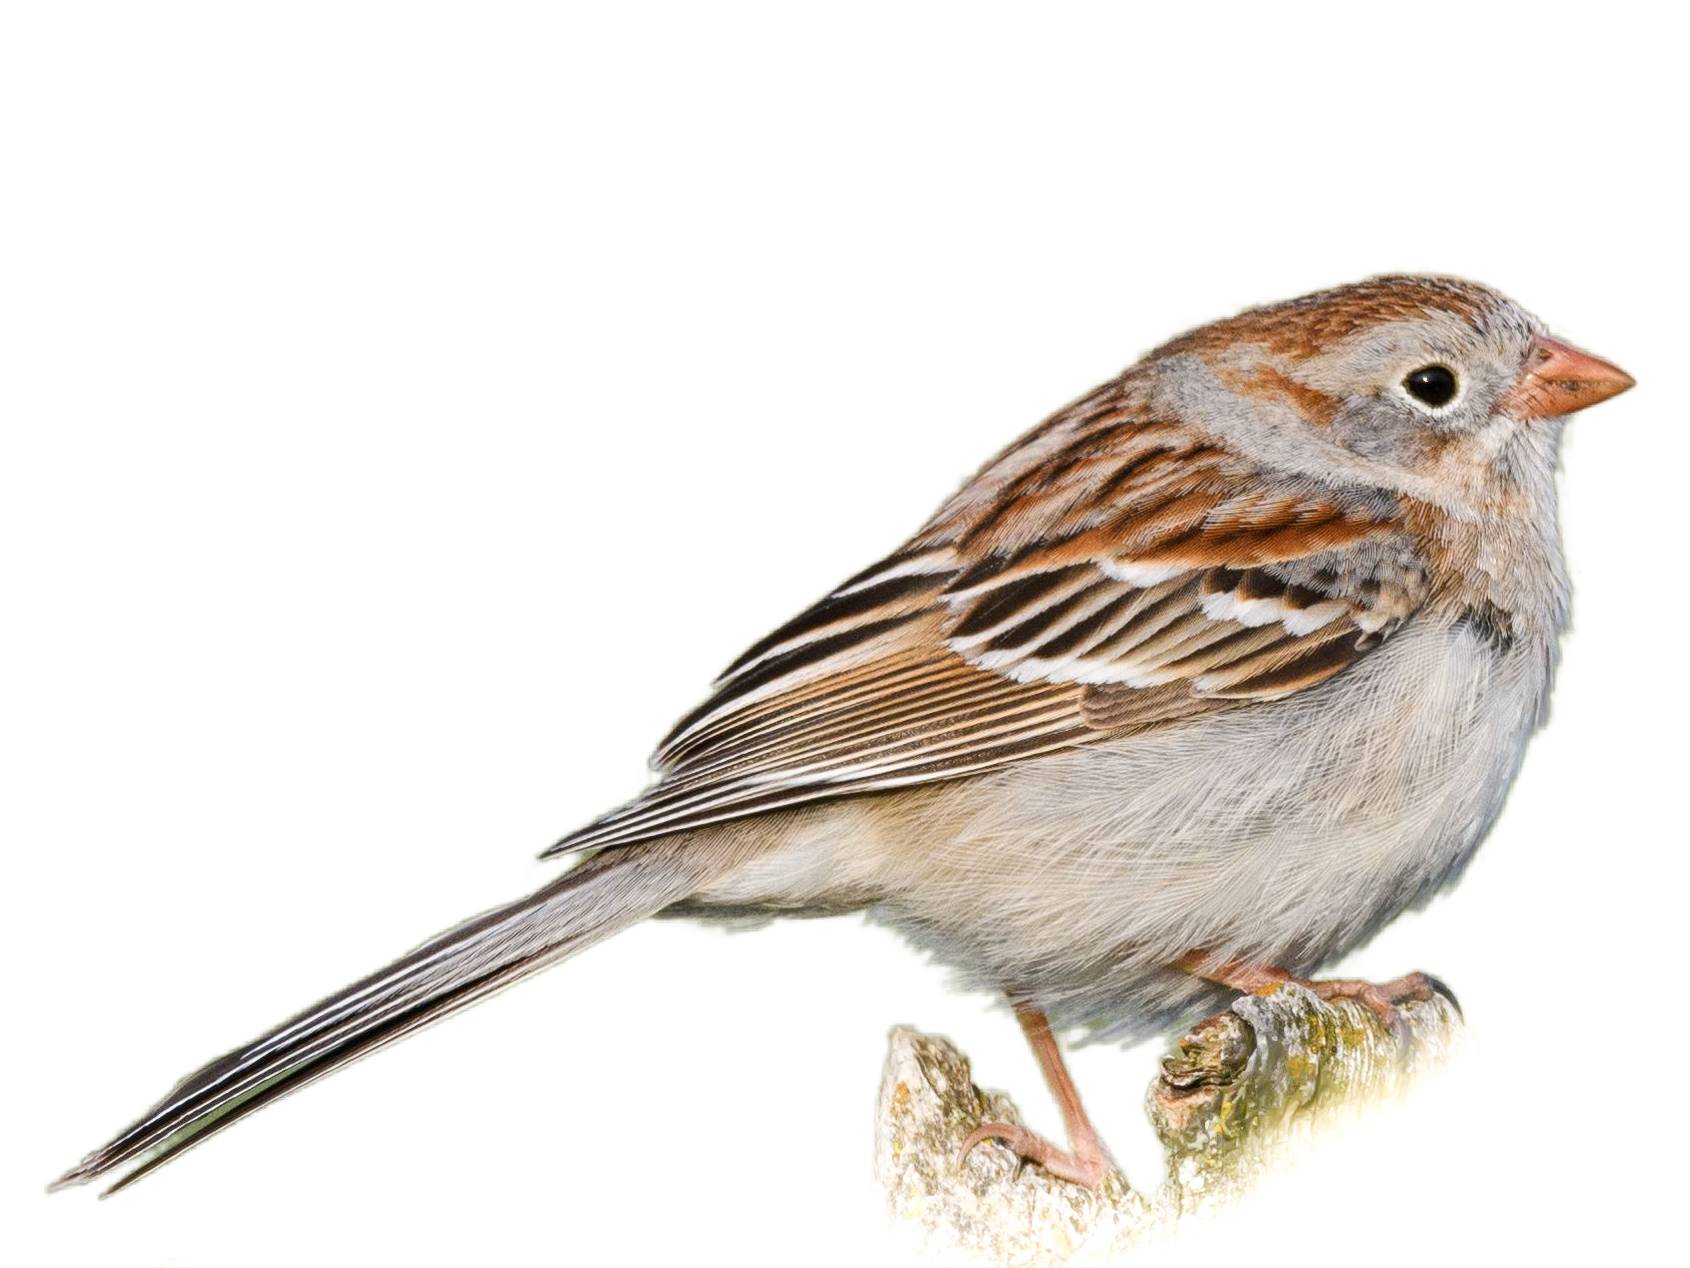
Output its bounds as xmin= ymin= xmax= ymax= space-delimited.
xmin=52 ymin=274 xmax=1633 ymax=1194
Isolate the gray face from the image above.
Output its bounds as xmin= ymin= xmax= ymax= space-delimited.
xmin=1304 ymin=306 xmax=1546 ymax=467
xmin=1149 ymin=297 xmax=1551 ymax=509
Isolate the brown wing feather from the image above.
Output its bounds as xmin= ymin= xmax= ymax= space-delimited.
xmin=546 ymin=396 xmax=1427 ymax=857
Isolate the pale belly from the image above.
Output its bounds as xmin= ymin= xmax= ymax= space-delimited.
xmin=688 ymin=618 xmax=1552 ymax=1040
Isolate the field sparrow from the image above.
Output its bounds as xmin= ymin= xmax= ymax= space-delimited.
xmin=54 ymin=275 xmax=1633 ymax=1194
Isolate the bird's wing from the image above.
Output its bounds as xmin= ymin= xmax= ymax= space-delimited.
xmin=548 ymin=386 xmax=1428 ymax=855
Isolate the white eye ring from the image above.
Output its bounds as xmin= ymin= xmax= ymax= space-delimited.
xmin=1399 ymin=363 xmax=1463 ymax=413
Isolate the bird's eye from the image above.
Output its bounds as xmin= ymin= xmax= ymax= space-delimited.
xmin=1403 ymin=365 xmax=1458 ymax=408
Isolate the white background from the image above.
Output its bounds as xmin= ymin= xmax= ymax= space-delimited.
xmin=5 ymin=3 xmax=1684 ymax=1265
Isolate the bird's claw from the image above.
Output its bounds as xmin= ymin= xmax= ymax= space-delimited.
xmin=959 ymin=1120 xmax=1112 ymax=1189
xmin=1298 ymin=970 xmax=1450 ymax=1057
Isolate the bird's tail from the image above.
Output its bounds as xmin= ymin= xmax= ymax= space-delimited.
xmin=51 ymin=837 xmax=724 ymax=1195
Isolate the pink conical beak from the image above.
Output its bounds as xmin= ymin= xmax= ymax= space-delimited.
xmin=1502 ymin=335 xmax=1635 ymax=420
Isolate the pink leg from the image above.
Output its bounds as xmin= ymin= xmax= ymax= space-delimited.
xmin=959 ymin=1006 xmax=1116 ymax=1189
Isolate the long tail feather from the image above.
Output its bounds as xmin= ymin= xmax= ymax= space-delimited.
xmin=51 ymin=841 xmax=709 ymax=1194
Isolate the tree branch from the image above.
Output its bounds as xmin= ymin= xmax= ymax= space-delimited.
xmin=874 ymin=982 xmax=1463 ymax=1261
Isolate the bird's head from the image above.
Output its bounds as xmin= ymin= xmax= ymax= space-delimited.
xmin=1147 ymin=274 xmax=1633 ymax=506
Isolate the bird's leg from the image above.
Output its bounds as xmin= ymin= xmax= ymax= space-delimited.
xmin=959 ymin=1005 xmax=1116 ymax=1189
xmin=1174 ymin=950 xmax=1452 ymax=1036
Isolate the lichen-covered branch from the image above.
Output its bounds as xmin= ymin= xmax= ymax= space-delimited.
xmin=874 ymin=982 xmax=1463 ymax=1263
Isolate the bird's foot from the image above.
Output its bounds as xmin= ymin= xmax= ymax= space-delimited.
xmin=1297 ymin=970 xmax=1456 ymax=1039
xmin=956 ymin=1004 xmax=1122 ymax=1190
xmin=1176 ymin=953 xmax=1457 ymax=1046
xmin=959 ymin=1120 xmax=1113 ymax=1189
